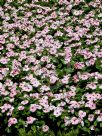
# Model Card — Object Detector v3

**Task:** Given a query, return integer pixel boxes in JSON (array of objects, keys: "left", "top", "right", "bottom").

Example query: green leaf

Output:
[
  {"left": 18, "top": 128, "right": 26, "bottom": 136},
  {"left": 0, "top": 0, "right": 5, "bottom": 6},
  {"left": 57, "top": 130, "right": 62, "bottom": 136},
  {"left": 100, "top": 123, "right": 102, "bottom": 127},
  {"left": 31, "top": 125, "right": 36, "bottom": 134},
  {"left": 57, "top": 121, "right": 61, "bottom": 127}
]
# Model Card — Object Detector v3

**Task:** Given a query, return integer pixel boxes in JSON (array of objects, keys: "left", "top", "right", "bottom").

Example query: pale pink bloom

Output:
[
  {"left": 43, "top": 107, "right": 50, "bottom": 113},
  {"left": 64, "top": 116, "right": 71, "bottom": 126},
  {"left": 74, "top": 62, "right": 85, "bottom": 69},
  {"left": 58, "top": 102, "right": 66, "bottom": 107},
  {"left": 54, "top": 94, "right": 63, "bottom": 100},
  {"left": 80, "top": 73, "right": 89, "bottom": 80},
  {"left": 65, "top": 120, "right": 71, "bottom": 126},
  {"left": 95, "top": 93, "right": 101, "bottom": 99},
  {"left": 0, "top": 82, "right": 3, "bottom": 89},
  {"left": 71, "top": 117, "right": 80, "bottom": 125},
  {"left": 30, "top": 78, "right": 40, "bottom": 87},
  {"left": 75, "top": 0, "right": 82, "bottom": 4},
  {"left": 99, "top": 84, "right": 102, "bottom": 89},
  {"left": 78, "top": 110, "right": 86, "bottom": 118},
  {"left": 86, "top": 83, "right": 97, "bottom": 90},
  {"left": 61, "top": 76, "right": 69, "bottom": 84},
  {"left": 40, "top": 85, "right": 50, "bottom": 92},
  {"left": 85, "top": 101, "right": 96, "bottom": 110},
  {"left": 68, "top": 90, "right": 76, "bottom": 97},
  {"left": 0, "top": 45, "right": 3, "bottom": 50},
  {"left": 39, "top": 99, "right": 48, "bottom": 107},
  {"left": 73, "top": 74, "right": 79, "bottom": 83},
  {"left": 9, "top": 98, "right": 14, "bottom": 103},
  {"left": 30, "top": 104, "right": 38, "bottom": 112},
  {"left": 70, "top": 86, "right": 76, "bottom": 91},
  {"left": 18, "top": 106, "right": 24, "bottom": 111},
  {"left": 8, "top": 118, "right": 17, "bottom": 127},
  {"left": 88, "top": 114, "right": 94, "bottom": 122},
  {"left": 49, "top": 48, "right": 57, "bottom": 55},
  {"left": 69, "top": 101, "right": 80, "bottom": 108},
  {"left": 0, "top": 74, "right": 3, "bottom": 80},
  {"left": 26, "top": 116, "right": 36, "bottom": 124},
  {"left": 95, "top": 110, "right": 100, "bottom": 115},
  {"left": 70, "top": 109, "right": 75, "bottom": 114},
  {"left": 51, "top": 11, "right": 57, "bottom": 18},
  {"left": 21, "top": 82, "right": 33, "bottom": 92},
  {"left": 97, "top": 115, "right": 102, "bottom": 122},
  {"left": 46, "top": 92, "right": 54, "bottom": 97},
  {"left": 90, "top": 125, "right": 95, "bottom": 130},
  {"left": 42, "top": 125, "right": 49, "bottom": 132},
  {"left": 21, "top": 100, "right": 29, "bottom": 105},
  {"left": 25, "top": 12, "right": 32, "bottom": 17},
  {"left": 73, "top": 10, "right": 83, "bottom": 16},
  {"left": 81, "top": 121, "right": 84, "bottom": 126},
  {"left": 0, "top": 38, "right": 5, "bottom": 44},
  {"left": 4, "top": 79, "right": 13, "bottom": 87},
  {"left": 23, "top": 65, "right": 29, "bottom": 71},
  {"left": 10, "top": 69, "right": 20, "bottom": 77},
  {"left": 1, "top": 91, "right": 9, "bottom": 96},
  {"left": 86, "top": 58, "right": 96, "bottom": 66},
  {"left": 65, "top": 47, "right": 72, "bottom": 63},
  {"left": 53, "top": 107, "right": 63, "bottom": 117},
  {"left": 50, "top": 76, "right": 58, "bottom": 84},
  {"left": 0, "top": 57, "right": 9, "bottom": 64},
  {"left": 0, "top": 104, "right": 12, "bottom": 112},
  {"left": 7, "top": 110, "right": 13, "bottom": 116},
  {"left": 49, "top": 105, "right": 55, "bottom": 111},
  {"left": 41, "top": 56, "right": 50, "bottom": 62}
]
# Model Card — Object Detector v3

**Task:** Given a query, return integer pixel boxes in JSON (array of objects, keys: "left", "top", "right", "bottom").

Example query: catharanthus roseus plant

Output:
[{"left": 0, "top": 0, "right": 102, "bottom": 135}]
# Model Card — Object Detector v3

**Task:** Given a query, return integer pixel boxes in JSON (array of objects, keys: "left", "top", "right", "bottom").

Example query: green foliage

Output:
[
  {"left": 18, "top": 128, "right": 26, "bottom": 136},
  {"left": 0, "top": 0, "right": 5, "bottom": 6},
  {"left": 18, "top": 128, "right": 80, "bottom": 136}
]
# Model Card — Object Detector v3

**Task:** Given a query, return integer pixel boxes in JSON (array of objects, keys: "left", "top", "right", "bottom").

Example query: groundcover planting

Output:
[{"left": 0, "top": 0, "right": 102, "bottom": 135}]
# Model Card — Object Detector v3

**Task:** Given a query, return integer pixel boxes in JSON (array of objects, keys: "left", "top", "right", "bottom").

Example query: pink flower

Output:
[
  {"left": 95, "top": 110, "right": 100, "bottom": 115},
  {"left": 68, "top": 90, "right": 76, "bottom": 97},
  {"left": 71, "top": 117, "right": 80, "bottom": 125},
  {"left": 75, "top": 0, "right": 82, "bottom": 4},
  {"left": 73, "top": 74, "right": 79, "bottom": 83},
  {"left": 90, "top": 125, "right": 95, "bottom": 130},
  {"left": 0, "top": 38, "right": 5, "bottom": 44},
  {"left": 85, "top": 101, "right": 96, "bottom": 110},
  {"left": 42, "top": 125, "right": 49, "bottom": 132},
  {"left": 51, "top": 11, "right": 57, "bottom": 18},
  {"left": 79, "top": 73, "right": 89, "bottom": 80},
  {"left": 18, "top": 106, "right": 24, "bottom": 111},
  {"left": 78, "top": 110, "right": 86, "bottom": 118},
  {"left": 86, "top": 83, "right": 97, "bottom": 90},
  {"left": 88, "top": 114, "right": 94, "bottom": 122},
  {"left": 74, "top": 62, "right": 85, "bottom": 69},
  {"left": 8, "top": 118, "right": 17, "bottom": 127},
  {"left": 21, "top": 100, "right": 29, "bottom": 105},
  {"left": 61, "top": 76, "right": 69, "bottom": 84},
  {"left": 30, "top": 104, "right": 38, "bottom": 112},
  {"left": 30, "top": 78, "right": 40, "bottom": 87},
  {"left": 97, "top": 115, "right": 102, "bottom": 122},
  {"left": 65, "top": 47, "right": 72, "bottom": 63},
  {"left": 69, "top": 101, "right": 80, "bottom": 108},
  {"left": 25, "top": 12, "right": 32, "bottom": 17},
  {"left": 40, "top": 85, "right": 50, "bottom": 92},
  {"left": 53, "top": 107, "right": 63, "bottom": 117},
  {"left": 26, "top": 116, "right": 36, "bottom": 124},
  {"left": 49, "top": 48, "right": 57, "bottom": 55},
  {"left": 50, "top": 76, "right": 58, "bottom": 84}
]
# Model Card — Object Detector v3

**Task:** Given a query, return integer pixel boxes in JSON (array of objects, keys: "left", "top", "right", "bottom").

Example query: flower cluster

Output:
[{"left": 0, "top": 0, "right": 101, "bottom": 135}]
